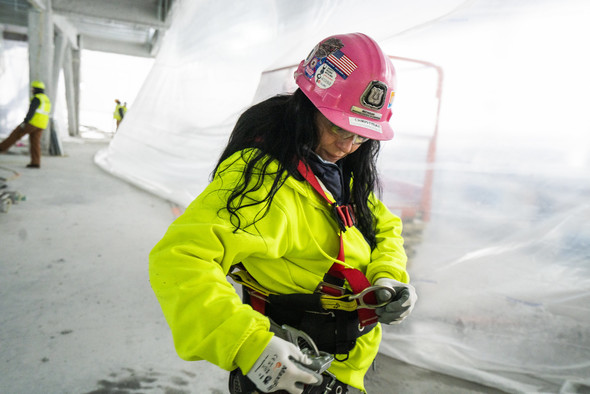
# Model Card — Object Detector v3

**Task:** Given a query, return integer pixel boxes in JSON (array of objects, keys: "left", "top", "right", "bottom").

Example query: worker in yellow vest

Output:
[
  {"left": 113, "top": 99, "right": 127, "bottom": 130},
  {"left": 0, "top": 80, "right": 51, "bottom": 168}
]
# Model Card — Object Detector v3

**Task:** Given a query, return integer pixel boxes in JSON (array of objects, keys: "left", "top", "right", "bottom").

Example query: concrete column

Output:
[
  {"left": 51, "top": 13, "right": 81, "bottom": 139},
  {"left": 72, "top": 45, "right": 80, "bottom": 135},
  {"left": 27, "top": 0, "right": 54, "bottom": 155},
  {"left": 49, "top": 28, "right": 66, "bottom": 153},
  {"left": 63, "top": 44, "right": 79, "bottom": 136},
  {"left": 52, "top": 29, "right": 67, "bottom": 92}
]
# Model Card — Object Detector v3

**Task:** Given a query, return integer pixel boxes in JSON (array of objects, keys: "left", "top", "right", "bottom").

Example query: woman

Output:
[{"left": 150, "top": 33, "right": 417, "bottom": 394}]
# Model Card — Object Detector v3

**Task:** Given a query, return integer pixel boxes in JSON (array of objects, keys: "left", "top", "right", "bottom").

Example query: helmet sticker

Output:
[
  {"left": 303, "top": 38, "right": 345, "bottom": 80},
  {"left": 351, "top": 105, "right": 382, "bottom": 120},
  {"left": 302, "top": 44, "right": 319, "bottom": 67},
  {"left": 387, "top": 91, "right": 395, "bottom": 109},
  {"left": 361, "top": 81, "right": 388, "bottom": 110},
  {"left": 315, "top": 63, "right": 337, "bottom": 89},
  {"left": 316, "top": 38, "right": 344, "bottom": 57},
  {"left": 304, "top": 58, "right": 319, "bottom": 79},
  {"left": 325, "top": 49, "right": 357, "bottom": 80},
  {"left": 349, "top": 117, "right": 383, "bottom": 133}
]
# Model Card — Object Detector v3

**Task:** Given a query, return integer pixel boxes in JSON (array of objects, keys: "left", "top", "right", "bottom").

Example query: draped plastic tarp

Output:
[
  {"left": 95, "top": 0, "right": 590, "bottom": 392},
  {"left": 0, "top": 40, "right": 29, "bottom": 138}
]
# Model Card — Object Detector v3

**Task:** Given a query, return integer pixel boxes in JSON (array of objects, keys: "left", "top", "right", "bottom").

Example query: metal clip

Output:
[
  {"left": 270, "top": 322, "right": 334, "bottom": 375},
  {"left": 315, "top": 281, "right": 347, "bottom": 297},
  {"left": 348, "top": 285, "right": 397, "bottom": 309}
]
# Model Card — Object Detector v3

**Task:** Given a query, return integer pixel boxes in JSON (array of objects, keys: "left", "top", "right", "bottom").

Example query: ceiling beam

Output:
[
  {"left": 54, "top": 10, "right": 167, "bottom": 30},
  {"left": 53, "top": 14, "right": 79, "bottom": 49},
  {"left": 27, "top": 0, "right": 47, "bottom": 12}
]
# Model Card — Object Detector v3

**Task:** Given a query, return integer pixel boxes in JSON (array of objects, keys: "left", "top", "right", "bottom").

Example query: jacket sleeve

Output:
[
  {"left": 24, "top": 97, "right": 40, "bottom": 123},
  {"left": 365, "top": 195, "right": 410, "bottom": 284},
  {"left": 149, "top": 163, "right": 288, "bottom": 374}
]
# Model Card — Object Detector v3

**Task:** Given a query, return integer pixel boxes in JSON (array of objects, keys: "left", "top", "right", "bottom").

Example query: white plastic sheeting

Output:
[
  {"left": 95, "top": 0, "right": 590, "bottom": 392},
  {"left": 79, "top": 50, "right": 153, "bottom": 133},
  {"left": 0, "top": 40, "right": 29, "bottom": 137},
  {"left": 94, "top": 0, "right": 469, "bottom": 206},
  {"left": 0, "top": 39, "right": 69, "bottom": 144}
]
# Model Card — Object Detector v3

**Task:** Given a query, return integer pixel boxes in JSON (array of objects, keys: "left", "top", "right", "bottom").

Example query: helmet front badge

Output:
[{"left": 361, "top": 81, "right": 388, "bottom": 110}]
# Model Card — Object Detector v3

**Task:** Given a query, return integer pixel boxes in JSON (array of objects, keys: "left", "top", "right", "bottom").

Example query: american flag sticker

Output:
[{"left": 326, "top": 50, "right": 357, "bottom": 79}]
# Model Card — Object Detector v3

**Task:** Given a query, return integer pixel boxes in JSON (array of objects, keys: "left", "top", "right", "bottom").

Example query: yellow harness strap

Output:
[
  {"left": 229, "top": 270, "right": 272, "bottom": 297},
  {"left": 229, "top": 269, "right": 358, "bottom": 312}
]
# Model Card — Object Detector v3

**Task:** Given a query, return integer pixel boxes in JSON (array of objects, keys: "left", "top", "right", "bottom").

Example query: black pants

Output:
[{"left": 228, "top": 368, "right": 360, "bottom": 394}]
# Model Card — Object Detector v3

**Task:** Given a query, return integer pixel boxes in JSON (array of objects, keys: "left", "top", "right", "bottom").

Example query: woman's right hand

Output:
[
  {"left": 374, "top": 277, "right": 417, "bottom": 324},
  {"left": 246, "top": 336, "right": 322, "bottom": 393}
]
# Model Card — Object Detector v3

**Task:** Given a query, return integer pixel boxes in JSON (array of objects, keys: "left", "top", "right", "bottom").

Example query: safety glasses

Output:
[{"left": 329, "top": 124, "right": 369, "bottom": 145}]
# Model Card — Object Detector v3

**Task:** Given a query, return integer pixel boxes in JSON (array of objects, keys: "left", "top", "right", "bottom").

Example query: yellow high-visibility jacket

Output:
[
  {"left": 28, "top": 93, "right": 51, "bottom": 129},
  {"left": 149, "top": 149, "right": 408, "bottom": 391}
]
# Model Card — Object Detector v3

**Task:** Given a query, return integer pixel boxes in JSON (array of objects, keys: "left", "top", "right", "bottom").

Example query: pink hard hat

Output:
[{"left": 294, "top": 33, "right": 396, "bottom": 141}]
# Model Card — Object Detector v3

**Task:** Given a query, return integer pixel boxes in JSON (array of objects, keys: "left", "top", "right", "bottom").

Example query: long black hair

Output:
[{"left": 213, "top": 88, "right": 382, "bottom": 248}]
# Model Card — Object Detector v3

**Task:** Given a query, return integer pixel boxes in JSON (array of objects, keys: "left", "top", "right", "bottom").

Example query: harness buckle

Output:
[
  {"left": 332, "top": 204, "right": 355, "bottom": 231},
  {"left": 315, "top": 281, "right": 347, "bottom": 297},
  {"left": 320, "top": 371, "right": 338, "bottom": 394}
]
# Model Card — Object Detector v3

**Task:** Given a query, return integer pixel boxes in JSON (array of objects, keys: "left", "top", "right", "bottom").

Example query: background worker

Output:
[
  {"left": 0, "top": 80, "right": 51, "bottom": 169},
  {"left": 150, "top": 33, "right": 417, "bottom": 394},
  {"left": 113, "top": 99, "right": 126, "bottom": 130}
]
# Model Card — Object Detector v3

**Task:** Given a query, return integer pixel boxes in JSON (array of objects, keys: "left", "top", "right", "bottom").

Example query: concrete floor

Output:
[{"left": 0, "top": 137, "right": 506, "bottom": 393}]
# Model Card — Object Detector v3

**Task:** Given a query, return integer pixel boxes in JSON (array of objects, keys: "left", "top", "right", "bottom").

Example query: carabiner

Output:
[{"left": 348, "top": 285, "right": 397, "bottom": 309}]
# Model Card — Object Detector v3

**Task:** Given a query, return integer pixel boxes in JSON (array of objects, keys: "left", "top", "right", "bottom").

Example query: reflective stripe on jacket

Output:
[
  {"left": 149, "top": 148, "right": 408, "bottom": 391},
  {"left": 28, "top": 93, "right": 51, "bottom": 129}
]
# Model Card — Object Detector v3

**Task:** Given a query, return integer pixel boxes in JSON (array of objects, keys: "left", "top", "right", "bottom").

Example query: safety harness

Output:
[
  {"left": 229, "top": 160, "right": 380, "bottom": 358},
  {"left": 296, "top": 160, "right": 379, "bottom": 328}
]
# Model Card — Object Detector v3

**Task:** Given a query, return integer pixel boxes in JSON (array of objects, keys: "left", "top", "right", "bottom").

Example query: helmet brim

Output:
[{"left": 316, "top": 106, "right": 394, "bottom": 141}]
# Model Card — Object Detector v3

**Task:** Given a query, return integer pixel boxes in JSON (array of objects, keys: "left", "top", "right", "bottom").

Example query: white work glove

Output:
[
  {"left": 374, "top": 277, "right": 417, "bottom": 324},
  {"left": 246, "top": 335, "right": 322, "bottom": 394}
]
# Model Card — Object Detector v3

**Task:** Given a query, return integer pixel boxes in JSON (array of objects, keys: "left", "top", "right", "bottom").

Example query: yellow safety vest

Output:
[
  {"left": 29, "top": 93, "right": 51, "bottom": 129},
  {"left": 113, "top": 104, "right": 122, "bottom": 120}
]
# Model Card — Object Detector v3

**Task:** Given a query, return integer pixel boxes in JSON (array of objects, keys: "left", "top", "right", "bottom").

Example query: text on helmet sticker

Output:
[
  {"left": 351, "top": 105, "right": 382, "bottom": 120},
  {"left": 315, "top": 63, "right": 337, "bottom": 89},
  {"left": 349, "top": 117, "right": 383, "bottom": 133},
  {"left": 361, "top": 81, "right": 389, "bottom": 110}
]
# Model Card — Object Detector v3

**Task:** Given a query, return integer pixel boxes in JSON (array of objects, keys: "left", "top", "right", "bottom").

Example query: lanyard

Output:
[{"left": 297, "top": 160, "right": 379, "bottom": 327}]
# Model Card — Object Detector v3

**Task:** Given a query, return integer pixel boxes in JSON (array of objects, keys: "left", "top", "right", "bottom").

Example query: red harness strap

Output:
[
  {"left": 297, "top": 160, "right": 378, "bottom": 327},
  {"left": 248, "top": 290, "right": 267, "bottom": 315}
]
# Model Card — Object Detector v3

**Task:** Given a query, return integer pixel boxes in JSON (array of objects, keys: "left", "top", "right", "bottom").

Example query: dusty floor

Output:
[{"left": 0, "top": 137, "right": 506, "bottom": 393}]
